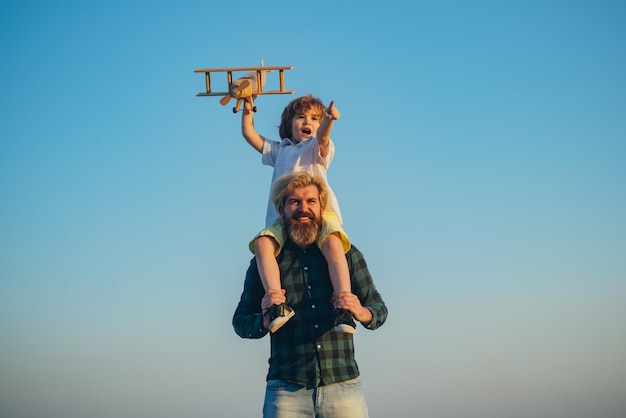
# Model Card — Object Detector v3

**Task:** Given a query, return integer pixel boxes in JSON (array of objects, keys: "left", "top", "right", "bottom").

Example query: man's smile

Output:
[{"left": 292, "top": 211, "right": 315, "bottom": 223}]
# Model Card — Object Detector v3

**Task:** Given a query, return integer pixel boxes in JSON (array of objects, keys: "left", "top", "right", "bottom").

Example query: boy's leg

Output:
[
  {"left": 321, "top": 233, "right": 357, "bottom": 334},
  {"left": 255, "top": 235, "right": 294, "bottom": 333},
  {"left": 255, "top": 235, "right": 281, "bottom": 294}
]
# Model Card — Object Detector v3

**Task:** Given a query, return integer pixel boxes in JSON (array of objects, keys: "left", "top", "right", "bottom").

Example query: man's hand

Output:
[
  {"left": 333, "top": 292, "right": 372, "bottom": 324},
  {"left": 261, "top": 289, "right": 287, "bottom": 329}
]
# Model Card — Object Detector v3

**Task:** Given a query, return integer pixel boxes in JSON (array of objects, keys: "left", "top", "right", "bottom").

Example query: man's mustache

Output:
[{"left": 290, "top": 210, "right": 315, "bottom": 221}]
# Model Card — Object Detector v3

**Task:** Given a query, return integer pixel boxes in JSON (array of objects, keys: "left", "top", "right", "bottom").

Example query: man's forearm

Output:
[{"left": 233, "top": 311, "right": 268, "bottom": 339}]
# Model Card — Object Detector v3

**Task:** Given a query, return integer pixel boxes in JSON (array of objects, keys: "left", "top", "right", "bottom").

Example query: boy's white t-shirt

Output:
[{"left": 261, "top": 136, "right": 342, "bottom": 226}]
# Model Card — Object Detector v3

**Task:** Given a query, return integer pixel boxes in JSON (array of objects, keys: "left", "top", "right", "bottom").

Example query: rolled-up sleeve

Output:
[{"left": 347, "top": 246, "right": 388, "bottom": 330}]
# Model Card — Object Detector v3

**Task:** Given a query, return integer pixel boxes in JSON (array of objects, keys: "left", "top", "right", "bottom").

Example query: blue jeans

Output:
[{"left": 263, "top": 378, "right": 369, "bottom": 418}]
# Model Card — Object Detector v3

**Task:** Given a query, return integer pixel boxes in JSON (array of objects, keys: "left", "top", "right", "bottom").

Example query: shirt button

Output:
[
  {"left": 312, "top": 304, "right": 316, "bottom": 309},
  {"left": 303, "top": 266, "right": 308, "bottom": 271},
  {"left": 317, "top": 344, "right": 322, "bottom": 350},
  {"left": 315, "top": 324, "right": 319, "bottom": 329},
  {"left": 308, "top": 285, "right": 312, "bottom": 290}
]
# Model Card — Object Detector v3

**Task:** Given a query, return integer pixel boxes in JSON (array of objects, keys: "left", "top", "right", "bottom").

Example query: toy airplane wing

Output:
[{"left": 194, "top": 64, "right": 294, "bottom": 113}]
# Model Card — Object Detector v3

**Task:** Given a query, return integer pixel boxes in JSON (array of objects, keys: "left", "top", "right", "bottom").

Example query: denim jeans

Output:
[{"left": 263, "top": 378, "right": 369, "bottom": 418}]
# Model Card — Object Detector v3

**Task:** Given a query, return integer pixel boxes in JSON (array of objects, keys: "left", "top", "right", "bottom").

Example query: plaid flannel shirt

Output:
[{"left": 233, "top": 241, "right": 387, "bottom": 389}]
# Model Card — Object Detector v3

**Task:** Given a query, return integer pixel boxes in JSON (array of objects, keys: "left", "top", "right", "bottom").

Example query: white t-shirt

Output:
[{"left": 261, "top": 136, "right": 342, "bottom": 226}]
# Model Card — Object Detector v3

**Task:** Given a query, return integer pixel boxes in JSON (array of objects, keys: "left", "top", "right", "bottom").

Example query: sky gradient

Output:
[{"left": 1, "top": 1, "right": 625, "bottom": 417}]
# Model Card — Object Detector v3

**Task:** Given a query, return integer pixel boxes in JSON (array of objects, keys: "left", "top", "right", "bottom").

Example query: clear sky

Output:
[{"left": 1, "top": 1, "right": 625, "bottom": 417}]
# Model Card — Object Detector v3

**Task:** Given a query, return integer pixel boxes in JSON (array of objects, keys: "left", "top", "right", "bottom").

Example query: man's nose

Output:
[{"left": 301, "top": 202, "right": 312, "bottom": 212}]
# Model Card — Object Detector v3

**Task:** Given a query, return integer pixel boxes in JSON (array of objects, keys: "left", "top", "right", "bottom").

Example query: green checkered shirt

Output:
[{"left": 233, "top": 241, "right": 388, "bottom": 389}]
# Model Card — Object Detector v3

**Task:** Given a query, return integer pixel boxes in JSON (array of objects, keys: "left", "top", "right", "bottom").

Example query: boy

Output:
[{"left": 241, "top": 94, "right": 355, "bottom": 334}]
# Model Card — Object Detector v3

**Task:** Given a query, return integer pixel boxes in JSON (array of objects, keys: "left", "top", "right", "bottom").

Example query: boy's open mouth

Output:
[{"left": 301, "top": 128, "right": 311, "bottom": 135}]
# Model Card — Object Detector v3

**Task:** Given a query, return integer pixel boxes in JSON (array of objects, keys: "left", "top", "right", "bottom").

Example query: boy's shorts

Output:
[{"left": 249, "top": 211, "right": 351, "bottom": 256}]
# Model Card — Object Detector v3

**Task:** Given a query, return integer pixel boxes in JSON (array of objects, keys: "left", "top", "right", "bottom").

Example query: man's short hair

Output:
[{"left": 271, "top": 172, "right": 329, "bottom": 215}]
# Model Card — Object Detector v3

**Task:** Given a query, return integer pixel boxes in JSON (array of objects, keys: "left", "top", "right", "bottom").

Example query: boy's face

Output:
[{"left": 290, "top": 108, "right": 322, "bottom": 143}]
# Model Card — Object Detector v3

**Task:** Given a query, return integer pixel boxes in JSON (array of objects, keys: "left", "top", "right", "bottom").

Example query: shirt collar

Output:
[{"left": 280, "top": 137, "right": 313, "bottom": 146}]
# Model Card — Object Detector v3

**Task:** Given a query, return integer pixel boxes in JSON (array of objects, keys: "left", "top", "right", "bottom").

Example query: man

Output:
[{"left": 233, "top": 172, "right": 388, "bottom": 417}]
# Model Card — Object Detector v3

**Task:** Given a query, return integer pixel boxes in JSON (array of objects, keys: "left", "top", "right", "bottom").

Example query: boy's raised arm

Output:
[
  {"left": 317, "top": 100, "right": 340, "bottom": 158},
  {"left": 241, "top": 98, "right": 265, "bottom": 153}
]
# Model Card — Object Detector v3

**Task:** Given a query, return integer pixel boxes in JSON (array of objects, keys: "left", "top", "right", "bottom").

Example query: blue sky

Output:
[{"left": 1, "top": 1, "right": 625, "bottom": 417}]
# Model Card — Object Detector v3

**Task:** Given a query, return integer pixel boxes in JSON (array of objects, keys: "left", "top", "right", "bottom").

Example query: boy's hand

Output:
[
  {"left": 325, "top": 100, "right": 340, "bottom": 121},
  {"left": 243, "top": 95, "right": 258, "bottom": 111}
]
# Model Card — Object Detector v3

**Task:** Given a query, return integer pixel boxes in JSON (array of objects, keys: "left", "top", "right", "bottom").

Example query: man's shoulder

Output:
[
  {"left": 346, "top": 244, "right": 367, "bottom": 264},
  {"left": 347, "top": 244, "right": 363, "bottom": 255}
]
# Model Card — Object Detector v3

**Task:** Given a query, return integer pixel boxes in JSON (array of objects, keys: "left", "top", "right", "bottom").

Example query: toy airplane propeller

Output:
[{"left": 194, "top": 61, "right": 294, "bottom": 113}]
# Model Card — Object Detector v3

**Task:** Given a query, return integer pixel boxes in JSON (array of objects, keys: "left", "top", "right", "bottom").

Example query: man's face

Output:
[{"left": 281, "top": 185, "right": 323, "bottom": 247}]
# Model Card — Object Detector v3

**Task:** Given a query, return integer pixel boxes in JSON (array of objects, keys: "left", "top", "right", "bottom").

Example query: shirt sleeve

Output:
[
  {"left": 232, "top": 258, "right": 270, "bottom": 339},
  {"left": 313, "top": 137, "right": 334, "bottom": 169},
  {"left": 261, "top": 139, "right": 278, "bottom": 167},
  {"left": 347, "top": 246, "right": 388, "bottom": 330}
]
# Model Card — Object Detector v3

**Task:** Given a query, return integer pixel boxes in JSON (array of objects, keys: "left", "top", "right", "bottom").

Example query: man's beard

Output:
[{"left": 286, "top": 212, "right": 321, "bottom": 247}]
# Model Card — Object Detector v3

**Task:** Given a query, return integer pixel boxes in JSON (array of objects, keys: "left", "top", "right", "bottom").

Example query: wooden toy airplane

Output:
[{"left": 194, "top": 62, "right": 294, "bottom": 113}]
